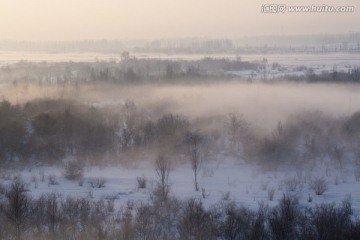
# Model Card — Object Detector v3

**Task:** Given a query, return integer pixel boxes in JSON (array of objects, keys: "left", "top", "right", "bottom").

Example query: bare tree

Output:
[
  {"left": 118, "top": 127, "right": 135, "bottom": 151},
  {"left": 185, "top": 131, "right": 204, "bottom": 191},
  {"left": 228, "top": 113, "right": 249, "bottom": 152},
  {"left": 154, "top": 154, "right": 171, "bottom": 201},
  {"left": 330, "top": 145, "right": 345, "bottom": 168}
]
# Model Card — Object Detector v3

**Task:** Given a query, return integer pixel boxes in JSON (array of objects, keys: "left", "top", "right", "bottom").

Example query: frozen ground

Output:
[{"left": 1, "top": 156, "right": 359, "bottom": 214}]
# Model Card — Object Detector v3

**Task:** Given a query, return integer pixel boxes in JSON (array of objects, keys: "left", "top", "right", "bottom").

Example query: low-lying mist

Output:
[{"left": 2, "top": 81, "right": 360, "bottom": 132}]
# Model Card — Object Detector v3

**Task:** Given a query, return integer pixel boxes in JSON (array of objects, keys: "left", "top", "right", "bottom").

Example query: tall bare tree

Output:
[
  {"left": 155, "top": 154, "right": 171, "bottom": 201},
  {"left": 185, "top": 131, "right": 204, "bottom": 191}
]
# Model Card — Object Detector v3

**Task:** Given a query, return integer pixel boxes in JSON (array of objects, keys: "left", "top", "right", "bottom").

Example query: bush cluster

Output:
[{"left": 0, "top": 180, "right": 359, "bottom": 240}]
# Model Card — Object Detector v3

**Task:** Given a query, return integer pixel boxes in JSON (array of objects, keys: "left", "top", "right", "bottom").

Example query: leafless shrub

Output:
[
  {"left": 39, "top": 170, "right": 45, "bottom": 182},
  {"left": 310, "top": 177, "right": 328, "bottom": 195},
  {"left": 134, "top": 204, "right": 158, "bottom": 240},
  {"left": 222, "top": 203, "right": 264, "bottom": 240},
  {"left": 308, "top": 194, "right": 313, "bottom": 203},
  {"left": 310, "top": 198, "right": 353, "bottom": 239},
  {"left": 269, "top": 195, "right": 299, "bottom": 240},
  {"left": 30, "top": 175, "right": 38, "bottom": 188},
  {"left": 62, "top": 160, "right": 83, "bottom": 180},
  {"left": 35, "top": 192, "right": 61, "bottom": 237},
  {"left": 268, "top": 188, "right": 276, "bottom": 201},
  {"left": 151, "top": 185, "right": 167, "bottom": 203},
  {"left": 136, "top": 176, "right": 147, "bottom": 189},
  {"left": 329, "top": 145, "right": 345, "bottom": 168},
  {"left": 88, "top": 177, "right": 106, "bottom": 188},
  {"left": 256, "top": 121, "right": 298, "bottom": 168},
  {"left": 283, "top": 176, "right": 302, "bottom": 192},
  {"left": 178, "top": 198, "right": 218, "bottom": 240},
  {"left": 201, "top": 187, "right": 209, "bottom": 199},
  {"left": 30, "top": 175, "right": 37, "bottom": 183},
  {"left": 0, "top": 179, "right": 358, "bottom": 240},
  {"left": 47, "top": 174, "right": 59, "bottom": 186},
  {"left": 78, "top": 178, "right": 84, "bottom": 187},
  {"left": 221, "top": 191, "right": 231, "bottom": 201},
  {"left": 119, "top": 208, "right": 135, "bottom": 240},
  {"left": 106, "top": 199, "right": 115, "bottom": 213},
  {"left": 103, "top": 193, "right": 119, "bottom": 201},
  {"left": 126, "top": 200, "right": 135, "bottom": 211}
]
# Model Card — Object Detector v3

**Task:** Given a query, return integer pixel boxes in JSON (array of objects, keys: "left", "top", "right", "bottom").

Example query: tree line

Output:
[{"left": 2, "top": 99, "right": 360, "bottom": 173}]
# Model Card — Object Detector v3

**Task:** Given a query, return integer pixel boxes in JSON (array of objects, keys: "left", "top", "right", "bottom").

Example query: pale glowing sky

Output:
[{"left": 0, "top": 0, "right": 359, "bottom": 41}]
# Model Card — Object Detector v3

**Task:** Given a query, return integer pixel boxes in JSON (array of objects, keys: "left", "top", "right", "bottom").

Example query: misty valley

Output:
[
  {"left": 1, "top": 55, "right": 360, "bottom": 239},
  {"left": 1, "top": 0, "right": 360, "bottom": 238}
]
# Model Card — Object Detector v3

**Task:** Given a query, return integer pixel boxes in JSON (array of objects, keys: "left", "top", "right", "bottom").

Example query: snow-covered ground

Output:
[
  {"left": 1, "top": 51, "right": 359, "bottom": 81},
  {"left": 1, "top": 156, "right": 359, "bottom": 214},
  {"left": 227, "top": 53, "right": 360, "bottom": 80}
]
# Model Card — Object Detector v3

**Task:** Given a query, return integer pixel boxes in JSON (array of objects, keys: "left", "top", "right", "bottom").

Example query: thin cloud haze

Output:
[{"left": 0, "top": 0, "right": 359, "bottom": 41}]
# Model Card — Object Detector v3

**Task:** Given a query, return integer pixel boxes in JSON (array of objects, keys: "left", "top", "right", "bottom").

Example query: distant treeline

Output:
[
  {"left": 0, "top": 58, "right": 260, "bottom": 84},
  {"left": 1, "top": 33, "right": 360, "bottom": 54},
  {"left": 1, "top": 58, "right": 360, "bottom": 84},
  {"left": 287, "top": 68, "right": 360, "bottom": 83}
]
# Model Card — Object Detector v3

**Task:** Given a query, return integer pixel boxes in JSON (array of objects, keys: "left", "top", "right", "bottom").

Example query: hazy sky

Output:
[{"left": 0, "top": 0, "right": 359, "bottom": 41}]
